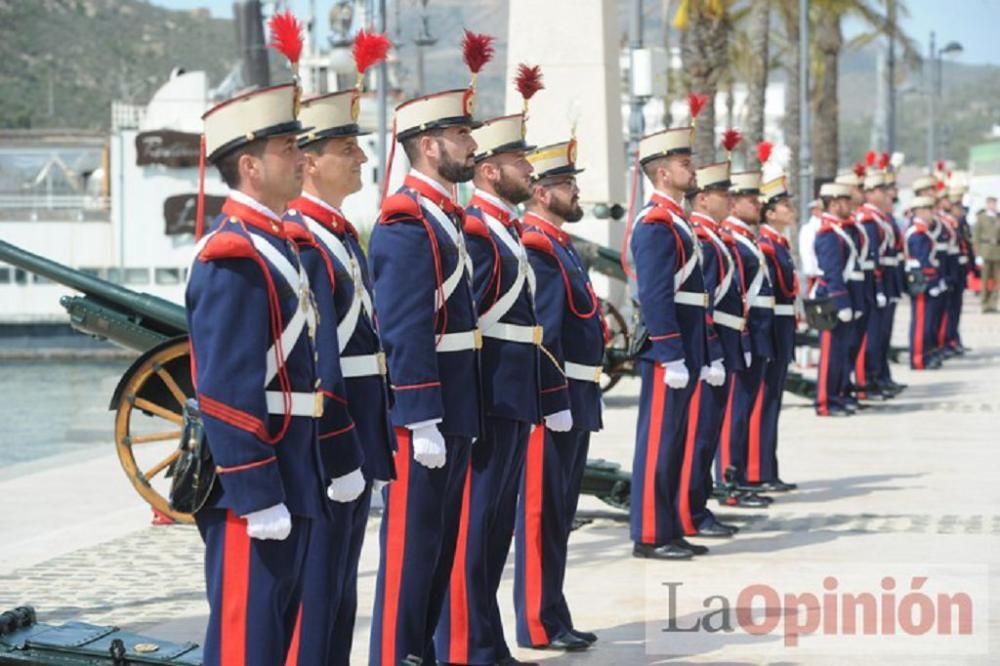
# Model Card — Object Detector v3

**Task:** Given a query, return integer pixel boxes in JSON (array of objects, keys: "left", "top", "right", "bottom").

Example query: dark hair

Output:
[
  {"left": 401, "top": 127, "right": 445, "bottom": 165},
  {"left": 214, "top": 139, "right": 267, "bottom": 189},
  {"left": 641, "top": 156, "right": 665, "bottom": 182}
]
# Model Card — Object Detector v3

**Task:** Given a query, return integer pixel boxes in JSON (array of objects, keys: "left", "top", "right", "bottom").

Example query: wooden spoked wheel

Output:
[
  {"left": 113, "top": 337, "right": 194, "bottom": 524},
  {"left": 600, "top": 299, "right": 631, "bottom": 393}
]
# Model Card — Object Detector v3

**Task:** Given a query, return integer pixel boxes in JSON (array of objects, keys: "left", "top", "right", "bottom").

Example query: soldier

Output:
[
  {"left": 835, "top": 168, "right": 872, "bottom": 407},
  {"left": 855, "top": 166, "right": 892, "bottom": 400},
  {"left": 812, "top": 182, "right": 858, "bottom": 416},
  {"left": 434, "top": 69, "right": 544, "bottom": 666},
  {"left": 874, "top": 164, "right": 907, "bottom": 396},
  {"left": 753, "top": 173, "right": 798, "bottom": 491},
  {"left": 937, "top": 186, "right": 968, "bottom": 354},
  {"left": 186, "top": 18, "right": 365, "bottom": 662},
  {"left": 975, "top": 196, "right": 1000, "bottom": 313},
  {"left": 514, "top": 139, "right": 604, "bottom": 651},
  {"left": 679, "top": 160, "right": 746, "bottom": 536},
  {"left": 905, "top": 196, "right": 945, "bottom": 370},
  {"left": 719, "top": 171, "right": 775, "bottom": 501},
  {"left": 282, "top": 33, "right": 396, "bottom": 665},
  {"left": 947, "top": 182, "right": 975, "bottom": 346},
  {"left": 911, "top": 174, "right": 948, "bottom": 366},
  {"left": 367, "top": 33, "right": 489, "bottom": 665},
  {"left": 798, "top": 197, "right": 823, "bottom": 292}
]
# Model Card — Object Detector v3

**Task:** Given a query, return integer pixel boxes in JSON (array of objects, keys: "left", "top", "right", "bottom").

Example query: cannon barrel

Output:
[{"left": 0, "top": 239, "right": 188, "bottom": 351}]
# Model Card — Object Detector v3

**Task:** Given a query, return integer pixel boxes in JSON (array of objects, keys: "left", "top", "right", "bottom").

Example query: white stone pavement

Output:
[{"left": 1, "top": 295, "right": 999, "bottom": 664}]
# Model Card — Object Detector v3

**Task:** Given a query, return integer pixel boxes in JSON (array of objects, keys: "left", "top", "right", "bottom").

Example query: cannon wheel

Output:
[
  {"left": 600, "top": 299, "right": 630, "bottom": 393},
  {"left": 113, "top": 337, "right": 194, "bottom": 524}
]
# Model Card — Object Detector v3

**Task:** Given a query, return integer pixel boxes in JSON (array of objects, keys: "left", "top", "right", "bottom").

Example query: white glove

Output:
[
  {"left": 544, "top": 409, "right": 573, "bottom": 432},
  {"left": 744, "top": 351, "right": 752, "bottom": 368},
  {"left": 327, "top": 468, "right": 366, "bottom": 503},
  {"left": 938, "top": 279, "right": 948, "bottom": 292},
  {"left": 663, "top": 359, "right": 690, "bottom": 389},
  {"left": 705, "top": 359, "right": 726, "bottom": 386},
  {"left": 876, "top": 292, "right": 887, "bottom": 308},
  {"left": 372, "top": 479, "right": 389, "bottom": 493},
  {"left": 411, "top": 424, "right": 446, "bottom": 469},
  {"left": 837, "top": 308, "right": 853, "bottom": 322},
  {"left": 243, "top": 503, "right": 292, "bottom": 541},
  {"left": 929, "top": 285, "right": 942, "bottom": 297}
]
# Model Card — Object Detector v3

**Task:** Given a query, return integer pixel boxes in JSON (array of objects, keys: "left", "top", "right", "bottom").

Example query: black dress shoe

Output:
[
  {"left": 569, "top": 628, "right": 597, "bottom": 644},
  {"left": 720, "top": 492, "right": 770, "bottom": 508},
  {"left": 633, "top": 542, "right": 694, "bottom": 560},
  {"left": 695, "top": 520, "right": 735, "bottom": 538},
  {"left": 496, "top": 657, "right": 539, "bottom": 665},
  {"left": 671, "top": 537, "right": 709, "bottom": 555},
  {"left": 761, "top": 479, "right": 797, "bottom": 492},
  {"left": 716, "top": 520, "right": 740, "bottom": 533},
  {"left": 534, "top": 630, "right": 590, "bottom": 651}
]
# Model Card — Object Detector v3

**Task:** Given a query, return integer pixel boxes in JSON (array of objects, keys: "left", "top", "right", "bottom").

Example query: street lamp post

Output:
[{"left": 925, "top": 31, "right": 963, "bottom": 168}]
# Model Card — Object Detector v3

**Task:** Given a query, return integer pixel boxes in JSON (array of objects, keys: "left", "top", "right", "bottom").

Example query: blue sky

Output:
[{"left": 152, "top": 0, "right": 1000, "bottom": 66}]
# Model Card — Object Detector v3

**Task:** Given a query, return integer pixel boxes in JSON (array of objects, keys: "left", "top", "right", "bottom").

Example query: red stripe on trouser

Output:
[
  {"left": 938, "top": 311, "right": 949, "bottom": 348},
  {"left": 447, "top": 464, "right": 473, "bottom": 663},
  {"left": 747, "top": 381, "right": 766, "bottom": 482},
  {"left": 641, "top": 365, "right": 668, "bottom": 544},
  {"left": 914, "top": 295, "right": 925, "bottom": 369},
  {"left": 818, "top": 330, "right": 831, "bottom": 414},
  {"left": 221, "top": 510, "right": 251, "bottom": 666},
  {"left": 678, "top": 382, "right": 702, "bottom": 535},
  {"left": 523, "top": 425, "right": 548, "bottom": 646},
  {"left": 283, "top": 604, "right": 303, "bottom": 666},
  {"left": 380, "top": 428, "right": 411, "bottom": 666},
  {"left": 719, "top": 378, "right": 736, "bottom": 469},
  {"left": 855, "top": 333, "right": 868, "bottom": 398}
]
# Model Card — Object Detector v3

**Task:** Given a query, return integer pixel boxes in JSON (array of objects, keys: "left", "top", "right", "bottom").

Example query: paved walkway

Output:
[{"left": 2, "top": 295, "right": 998, "bottom": 663}]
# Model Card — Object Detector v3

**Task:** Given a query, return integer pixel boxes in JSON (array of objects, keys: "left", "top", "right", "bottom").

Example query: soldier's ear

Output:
[
  {"left": 421, "top": 133, "right": 440, "bottom": 163},
  {"left": 238, "top": 152, "right": 259, "bottom": 185}
]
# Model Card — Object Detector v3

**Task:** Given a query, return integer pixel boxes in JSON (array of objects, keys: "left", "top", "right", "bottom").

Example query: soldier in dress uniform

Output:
[
  {"left": 936, "top": 184, "right": 968, "bottom": 354},
  {"left": 281, "top": 33, "right": 396, "bottom": 664},
  {"left": 911, "top": 174, "right": 948, "bottom": 367},
  {"left": 718, "top": 171, "right": 776, "bottom": 502},
  {"left": 678, "top": 160, "right": 747, "bottom": 536},
  {"left": 514, "top": 138, "right": 604, "bottom": 651},
  {"left": 753, "top": 174, "right": 798, "bottom": 491},
  {"left": 854, "top": 167, "right": 893, "bottom": 400},
  {"left": 905, "top": 196, "right": 944, "bottom": 370},
  {"left": 834, "top": 169, "right": 872, "bottom": 407},
  {"left": 812, "top": 182, "right": 859, "bottom": 415},
  {"left": 366, "top": 34, "right": 489, "bottom": 665},
  {"left": 947, "top": 181, "right": 975, "bottom": 345},
  {"left": 873, "top": 163, "right": 907, "bottom": 396},
  {"left": 434, "top": 72, "right": 544, "bottom": 666},
  {"left": 186, "top": 25, "right": 366, "bottom": 662},
  {"left": 975, "top": 197, "right": 1000, "bottom": 313}
]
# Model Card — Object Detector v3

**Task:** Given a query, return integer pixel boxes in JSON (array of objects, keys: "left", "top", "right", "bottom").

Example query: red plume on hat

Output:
[
  {"left": 879, "top": 151, "right": 890, "bottom": 171},
  {"left": 268, "top": 11, "right": 304, "bottom": 73},
  {"left": 936, "top": 159, "right": 946, "bottom": 173},
  {"left": 462, "top": 30, "right": 495, "bottom": 86},
  {"left": 720, "top": 128, "right": 742, "bottom": 163},
  {"left": 515, "top": 64, "right": 544, "bottom": 114},
  {"left": 865, "top": 149, "right": 877, "bottom": 168},
  {"left": 688, "top": 92, "right": 708, "bottom": 125},
  {"left": 352, "top": 30, "right": 392, "bottom": 90},
  {"left": 853, "top": 162, "right": 865, "bottom": 178},
  {"left": 757, "top": 140, "right": 773, "bottom": 165}
]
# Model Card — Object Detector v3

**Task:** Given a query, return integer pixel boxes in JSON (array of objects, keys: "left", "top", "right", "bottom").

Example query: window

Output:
[
  {"left": 155, "top": 268, "right": 182, "bottom": 285},
  {"left": 0, "top": 268, "right": 10, "bottom": 284},
  {"left": 79, "top": 267, "right": 103, "bottom": 278},
  {"left": 32, "top": 274, "right": 53, "bottom": 285},
  {"left": 14, "top": 269, "right": 28, "bottom": 285},
  {"left": 106, "top": 268, "right": 123, "bottom": 283},
  {"left": 124, "top": 268, "right": 150, "bottom": 285}
]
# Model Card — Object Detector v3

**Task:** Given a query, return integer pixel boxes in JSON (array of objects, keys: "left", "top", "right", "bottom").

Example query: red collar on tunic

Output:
[
  {"left": 288, "top": 196, "right": 358, "bottom": 239},
  {"left": 721, "top": 216, "right": 756, "bottom": 240},
  {"left": 689, "top": 211, "right": 719, "bottom": 232},
  {"left": 221, "top": 198, "right": 286, "bottom": 238},
  {"left": 524, "top": 212, "right": 570, "bottom": 246},
  {"left": 759, "top": 224, "right": 789, "bottom": 249},
  {"left": 650, "top": 191, "right": 687, "bottom": 220},
  {"left": 403, "top": 174, "right": 463, "bottom": 218},
  {"left": 468, "top": 194, "right": 520, "bottom": 230}
]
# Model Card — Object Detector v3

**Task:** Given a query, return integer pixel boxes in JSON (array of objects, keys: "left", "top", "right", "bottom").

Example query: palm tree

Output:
[
  {"left": 675, "top": 0, "right": 733, "bottom": 160},
  {"left": 744, "top": 0, "right": 770, "bottom": 167}
]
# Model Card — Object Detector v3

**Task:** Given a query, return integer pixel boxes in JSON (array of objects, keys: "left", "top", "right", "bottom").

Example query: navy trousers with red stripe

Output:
[
  {"left": 909, "top": 293, "right": 937, "bottom": 369},
  {"left": 435, "top": 417, "right": 530, "bottom": 665},
  {"left": 877, "top": 301, "right": 898, "bottom": 385},
  {"left": 815, "top": 323, "right": 850, "bottom": 414},
  {"left": 946, "top": 281, "right": 964, "bottom": 348},
  {"left": 514, "top": 425, "right": 590, "bottom": 648},
  {"left": 676, "top": 379, "right": 728, "bottom": 535},
  {"left": 750, "top": 359, "right": 788, "bottom": 483},
  {"left": 716, "top": 360, "right": 766, "bottom": 482},
  {"left": 289, "top": 484, "right": 372, "bottom": 665},
  {"left": 369, "top": 430, "right": 472, "bottom": 666},
  {"left": 197, "top": 508, "right": 309, "bottom": 666},
  {"left": 630, "top": 360, "right": 696, "bottom": 545},
  {"left": 858, "top": 306, "right": 886, "bottom": 395}
]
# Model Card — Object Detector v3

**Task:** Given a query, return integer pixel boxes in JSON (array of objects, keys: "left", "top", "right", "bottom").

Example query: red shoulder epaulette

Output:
[
  {"left": 462, "top": 213, "right": 490, "bottom": 239},
  {"left": 693, "top": 225, "right": 712, "bottom": 240},
  {"left": 818, "top": 221, "right": 836, "bottom": 234},
  {"left": 198, "top": 231, "right": 257, "bottom": 262},
  {"left": 379, "top": 193, "right": 422, "bottom": 224},
  {"left": 522, "top": 230, "right": 557, "bottom": 256},
  {"left": 642, "top": 206, "right": 674, "bottom": 225},
  {"left": 282, "top": 220, "right": 315, "bottom": 245},
  {"left": 759, "top": 241, "right": 777, "bottom": 256}
]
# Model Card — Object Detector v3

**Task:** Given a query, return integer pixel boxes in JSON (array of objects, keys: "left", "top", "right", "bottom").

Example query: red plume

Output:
[
  {"left": 865, "top": 149, "right": 877, "bottom": 167},
  {"left": 515, "top": 64, "right": 544, "bottom": 101},
  {"left": 462, "top": 30, "right": 495, "bottom": 76},
  {"left": 353, "top": 30, "right": 392, "bottom": 77},
  {"left": 936, "top": 180, "right": 946, "bottom": 191},
  {"left": 688, "top": 92, "right": 708, "bottom": 120},
  {"left": 936, "top": 160, "right": 946, "bottom": 172},
  {"left": 720, "top": 129, "right": 743, "bottom": 153},
  {"left": 757, "top": 140, "right": 773, "bottom": 164},
  {"left": 879, "top": 152, "right": 890, "bottom": 170},
  {"left": 268, "top": 11, "right": 303, "bottom": 66},
  {"left": 853, "top": 162, "right": 865, "bottom": 178}
]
